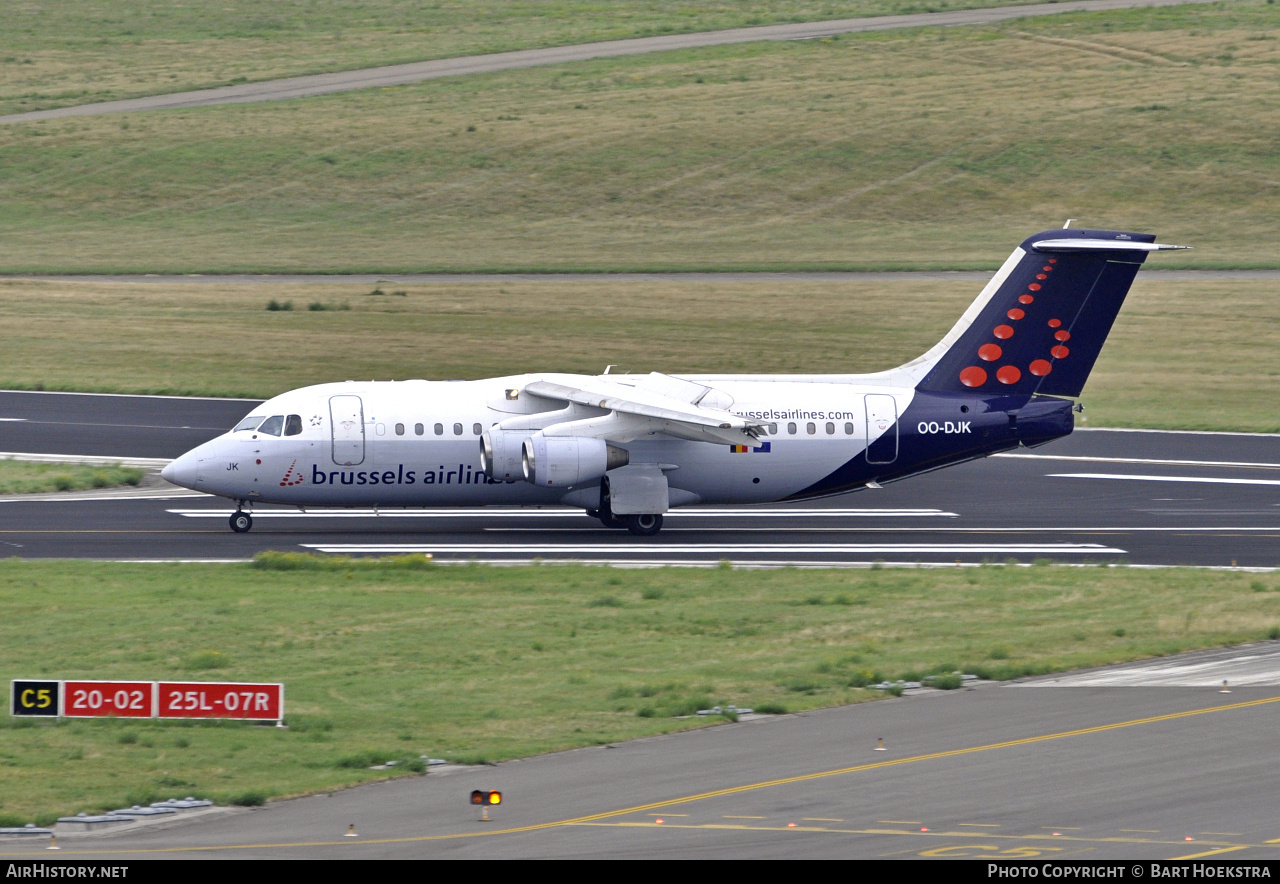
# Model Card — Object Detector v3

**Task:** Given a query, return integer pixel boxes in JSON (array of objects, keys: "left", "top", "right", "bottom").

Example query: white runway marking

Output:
[
  {"left": 1076, "top": 426, "right": 1280, "bottom": 439},
  {"left": 1019, "top": 648, "right": 1280, "bottom": 686},
  {"left": 166, "top": 507, "right": 957, "bottom": 519},
  {"left": 1050, "top": 472, "right": 1280, "bottom": 487},
  {"left": 0, "top": 418, "right": 28, "bottom": 422},
  {"left": 160, "top": 508, "right": 1280, "bottom": 533},
  {"left": 301, "top": 542, "right": 1126, "bottom": 555},
  {"left": 997, "top": 453, "right": 1280, "bottom": 470}
]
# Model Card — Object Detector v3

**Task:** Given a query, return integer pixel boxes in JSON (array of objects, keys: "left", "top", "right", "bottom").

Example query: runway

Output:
[
  {"left": 1, "top": 390, "right": 1278, "bottom": 568},
  {"left": 4, "top": 390, "right": 1280, "bottom": 860}
]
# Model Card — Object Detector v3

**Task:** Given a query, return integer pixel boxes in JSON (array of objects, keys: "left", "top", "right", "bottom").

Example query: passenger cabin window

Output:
[
  {"left": 472, "top": 423, "right": 482, "bottom": 436},
  {"left": 826, "top": 422, "right": 835, "bottom": 435},
  {"left": 284, "top": 415, "right": 303, "bottom": 436},
  {"left": 453, "top": 423, "right": 463, "bottom": 436},
  {"left": 434, "top": 423, "right": 444, "bottom": 435},
  {"left": 769, "top": 423, "right": 778, "bottom": 436},
  {"left": 234, "top": 415, "right": 264, "bottom": 432},
  {"left": 806, "top": 422, "right": 816, "bottom": 435},
  {"left": 787, "top": 422, "right": 797, "bottom": 435},
  {"left": 257, "top": 415, "right": 284, "bottom": 436},
  {"left": 844, "top": 422, "right": 854, "bottom": 435},
  {"left": 415, "top": 423, "right": 424, "bottom": 436},
  {"left": 395, "top": 423, "right": 405, "bottom": 436}
]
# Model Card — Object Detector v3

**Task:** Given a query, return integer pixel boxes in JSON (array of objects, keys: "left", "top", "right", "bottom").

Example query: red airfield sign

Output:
[
  {"left": 158, "top": 682, "right": 283, "bottom": 721},
  {"left": 64, "top": 681, "right": 155, "bottom": 718},
  {"left": 11, "top": 679, "right": 283, "bottom": 722}
]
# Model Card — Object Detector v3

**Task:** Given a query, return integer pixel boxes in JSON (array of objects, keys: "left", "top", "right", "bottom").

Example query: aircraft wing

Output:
[{"left": 522, "top": 374, "right": 766, "bottom": 445}]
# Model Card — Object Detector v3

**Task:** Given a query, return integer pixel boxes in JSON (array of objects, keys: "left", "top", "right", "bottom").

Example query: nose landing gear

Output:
[{"left": 229, "top": 506, "right": 253, "bottom": 533}]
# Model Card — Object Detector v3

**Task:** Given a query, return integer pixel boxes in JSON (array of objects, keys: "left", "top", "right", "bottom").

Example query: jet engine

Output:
[
  {"left": 479, "top": 430, "right": 528, "bottom": 482},
  {"left": 521, "top": 435, "right": 630, "bottom": 487}
]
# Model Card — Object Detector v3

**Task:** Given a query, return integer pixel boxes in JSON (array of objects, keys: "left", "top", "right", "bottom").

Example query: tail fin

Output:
[{"left": 915, "top": 229, "right": 1187, "bottom": 398}]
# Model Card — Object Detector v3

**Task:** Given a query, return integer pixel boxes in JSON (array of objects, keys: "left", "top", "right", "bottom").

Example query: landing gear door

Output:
[
  {"left": 330, "top": 394, "right": 365, "bottom": 466},
  {"left": 864, "top": 394, "right": 898, "bottom": 465}
]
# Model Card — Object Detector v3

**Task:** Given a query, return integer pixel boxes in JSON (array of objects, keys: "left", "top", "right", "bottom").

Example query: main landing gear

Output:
[
  {"left": 229, "top": 506, "right": 253, "bottom": 533},
  {"left": 589, "top": 484, "right": 665, "bottom": 536},
  {"left": 625, "top": 513, "right": 663, "bottom": 537},
  {"left": 588, "top": 509, "right": 665, "bottom": 536}
]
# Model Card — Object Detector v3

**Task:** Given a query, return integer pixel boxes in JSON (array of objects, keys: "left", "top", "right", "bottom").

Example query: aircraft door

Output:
[
  {"left": 330, "top": 395, "right": 366, "bottom": 466},
  {"left": 864, "top": 394, "right": 898, "bottom": 464}
]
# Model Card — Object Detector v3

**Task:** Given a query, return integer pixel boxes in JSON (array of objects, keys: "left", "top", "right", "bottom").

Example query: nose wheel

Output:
[{"left": 229, "top": 510, "right": 253, "bottom": 533}]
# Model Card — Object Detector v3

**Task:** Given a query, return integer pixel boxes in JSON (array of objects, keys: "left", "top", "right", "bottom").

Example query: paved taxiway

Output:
[
  {"left": 1, "top": 390, "right": 1279, "bottom": 568},
  {"left": 5, "top": 672, "right": 1280, "bottom": 859}
]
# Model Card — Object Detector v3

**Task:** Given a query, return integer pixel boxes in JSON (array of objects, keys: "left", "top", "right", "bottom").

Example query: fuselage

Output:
[{"left": 162, "top": 375, "right": 1071, "bottom": 509}]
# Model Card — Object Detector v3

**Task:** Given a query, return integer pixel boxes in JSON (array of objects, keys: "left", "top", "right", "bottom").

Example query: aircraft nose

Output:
[{"left": 161, "top": 454, "right": 198, "bottom": 489}]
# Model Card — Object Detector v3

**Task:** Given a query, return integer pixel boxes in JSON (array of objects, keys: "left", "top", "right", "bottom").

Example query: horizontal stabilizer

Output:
[{"left": 1031, "top": 238, "right": 1190, "bottom": 253}]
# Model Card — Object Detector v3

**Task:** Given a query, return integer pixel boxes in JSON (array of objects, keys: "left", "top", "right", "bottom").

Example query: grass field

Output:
[
  {"left": 0, "top": 459, "right": 143, "bottom": 495},
  {"left": 1, "top": 3, "right": 1277, "bottom": 273},
  {"left": 0, "top": 274, "right": 1276, "bottom": 431},
  {"left": 0, "top": 555, "right": 1277, "bottom": 822},
  {"left": 0, "top": 1, "right": 1051, "bottom": 117}
]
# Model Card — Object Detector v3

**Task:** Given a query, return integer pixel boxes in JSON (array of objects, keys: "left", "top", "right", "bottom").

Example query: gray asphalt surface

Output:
[
  {"left": 1, "top": 391, "right": 1279, "bottom": 568},
  {"left": 0, "top": 0, "right": 1224, "bottom": 125}
]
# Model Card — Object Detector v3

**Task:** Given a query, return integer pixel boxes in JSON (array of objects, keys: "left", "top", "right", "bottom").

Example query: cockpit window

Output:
[
  {"left": 284, "top": 414, "right": 303, "bottom": 436},
  {"left": 257, "top": 415, "right": 285, "bottom": 436},
  {"left": 234, "top": 415, "right": 264, "bottom": 432}
]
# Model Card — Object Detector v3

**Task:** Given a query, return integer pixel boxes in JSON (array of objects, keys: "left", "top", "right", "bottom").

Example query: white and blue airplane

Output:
[{"left": 161, "top": 228, "right": 1186, "bottom": 535}]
